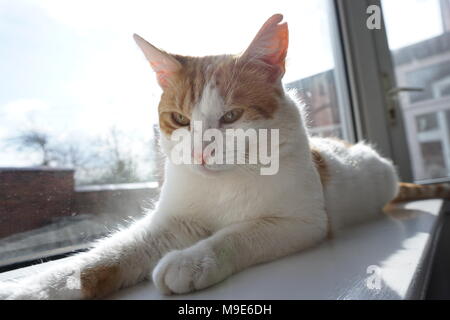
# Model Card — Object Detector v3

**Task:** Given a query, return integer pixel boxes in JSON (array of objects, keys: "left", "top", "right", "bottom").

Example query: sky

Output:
[
  {"left": 0, "top": 0, "right": 445, "bottom": 166},
  {"left": 382, "top": 0, "right": 443, "bottom": 50}
]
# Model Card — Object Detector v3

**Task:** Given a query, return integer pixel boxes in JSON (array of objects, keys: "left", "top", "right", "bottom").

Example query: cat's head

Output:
[{"left": 134, "top": 14, "right": 290, "bottom": 177}]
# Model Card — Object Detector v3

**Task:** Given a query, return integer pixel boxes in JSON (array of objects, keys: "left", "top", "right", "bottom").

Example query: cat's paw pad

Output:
[{"left": 152, "top": 246, "right": 225, "bottom": 295}]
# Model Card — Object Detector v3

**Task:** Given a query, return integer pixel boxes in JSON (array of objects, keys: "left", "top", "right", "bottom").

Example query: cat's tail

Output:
[{"left": 391, "top": 182, "right": 450, "bottom": 203}]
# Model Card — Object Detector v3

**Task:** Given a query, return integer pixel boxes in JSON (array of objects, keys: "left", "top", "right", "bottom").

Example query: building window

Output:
[
  {"left": 416, "top": 112, "right": 439, "bottom": 133},
  {"left": 383, "top": 0, "right": 450, "bottom": 181}
]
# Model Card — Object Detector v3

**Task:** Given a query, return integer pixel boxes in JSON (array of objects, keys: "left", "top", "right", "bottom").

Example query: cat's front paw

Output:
[{"left": 152, "top": 245, "right": 230, "bottom": 295}]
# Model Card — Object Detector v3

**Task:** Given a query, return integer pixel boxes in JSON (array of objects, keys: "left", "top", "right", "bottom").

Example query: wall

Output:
[
  {"left": 0, "top": 168, "right": 74, "bottom": 238},
  {"left": 0, "top": 168, "right": 159, "bottom": 239}
]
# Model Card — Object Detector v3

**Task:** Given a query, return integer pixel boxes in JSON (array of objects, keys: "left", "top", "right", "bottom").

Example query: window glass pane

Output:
[
  {"left": 416, "top": 112, "right": 439, "bottom": 132},
  {"left": 404, "top": 62, "right": 450, "bottom": 104},
  {"left": 382, "top": 0, "right": 450, "bottom": 181},
  {"left": 420, "top": 141, "right": 447, "bottom": 178},
  {"left": 286, "top": 70, "right": 346, "bottom": 138},
  {"left": 0, "top": 0, "right": 352, "bottom": 267}
]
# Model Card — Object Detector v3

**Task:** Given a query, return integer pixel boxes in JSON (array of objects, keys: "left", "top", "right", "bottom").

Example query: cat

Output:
[{"left": 0, "top": 14, "right": 449, "bottom": 300}]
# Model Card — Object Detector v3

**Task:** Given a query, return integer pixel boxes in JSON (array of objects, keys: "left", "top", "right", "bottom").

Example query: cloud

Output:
[
  {"left": 0, "top": 98, "right": 50, "bottom": 124},
  {"left": 26, "top": 0, "right": 335, "bottom": 77},
  {"left": 2, "top": 98, "right": 48, "bottom": 113},
  {"left": 382, "top": 0, "right": 443, "bottom": 50}
]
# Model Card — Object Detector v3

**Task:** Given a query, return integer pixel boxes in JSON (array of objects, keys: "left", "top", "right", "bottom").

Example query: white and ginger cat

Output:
[{"left": 1, "top": 14, "right": 449, "bottom": 300}]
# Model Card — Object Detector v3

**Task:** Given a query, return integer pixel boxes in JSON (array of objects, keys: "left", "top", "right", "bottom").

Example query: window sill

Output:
[{"left": 0, "top": 199, "right": 445, "bottom": 299}]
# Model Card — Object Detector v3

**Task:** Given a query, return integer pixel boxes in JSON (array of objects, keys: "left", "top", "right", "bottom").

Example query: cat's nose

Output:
[
  {"left": 192, "top": 139, "right": 215, "bottom": 165},
  {"left": 192, "top": 149, "right": 206, "bottom": 165},
  {"left": 201, "top": 153, "right": 208, "bottom": 165}
]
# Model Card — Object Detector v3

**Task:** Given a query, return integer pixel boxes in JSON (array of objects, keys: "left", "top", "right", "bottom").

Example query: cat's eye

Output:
[
  {"left": 221, "top": 109, "right": 244, "bottom": 124},
  {"left": 171, "top": 112, "right": 190, "bottom": 126}
]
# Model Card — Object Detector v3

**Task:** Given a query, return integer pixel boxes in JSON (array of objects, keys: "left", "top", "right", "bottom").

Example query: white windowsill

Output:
[{"left": 0, "top": 199, "right": 445, "bottom": 299}]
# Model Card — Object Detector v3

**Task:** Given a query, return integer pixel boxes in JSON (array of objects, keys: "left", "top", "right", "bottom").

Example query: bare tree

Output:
[
  {"left": 54, "top": 142, "right": 92, "bottom": 169},
  {"left": 97, "top": 127, "right": 141, "bottom": 184},
  {"left": 7, "top": 125, "right": 156, "bottom": 185},
  {"left": 8, "top": 129, "right": 55, "bottom": 166}
]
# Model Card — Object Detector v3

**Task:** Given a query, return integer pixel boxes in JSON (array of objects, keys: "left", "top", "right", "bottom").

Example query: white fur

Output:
[
  {"left": 309, "top": 137, "right": 399, "bottom": 233},
  {"left": 0, "top": 86, "right": 398, "bottom": 299}
]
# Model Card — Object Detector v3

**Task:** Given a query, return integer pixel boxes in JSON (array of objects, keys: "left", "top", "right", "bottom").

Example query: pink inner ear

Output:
[
  {"left": 260, "top": 22, "right": 288, "bottom": 68},
  {"left": 134, "top": 34, "right": 181, "bottom": 89},
  {"left": 243, "top": 14, "right": 289, "bottom": 72},
  {"left": 155, "top": 70, "right": 171, "bottom": 88},
  {"left": 150, "top": 61, "right": 177, "bottom": 88}
]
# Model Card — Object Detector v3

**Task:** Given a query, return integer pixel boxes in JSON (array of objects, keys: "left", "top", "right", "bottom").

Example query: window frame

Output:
[{"left": 335, "top": 0, "right": 414, "bottom": 182}]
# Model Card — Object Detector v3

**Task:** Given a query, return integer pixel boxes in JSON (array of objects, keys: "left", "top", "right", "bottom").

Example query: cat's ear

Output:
[
  {"left": 133, "top": 34, "right": 182, "bottom": 89},
  {"left": 241, "top": 14, "right": 288, "bottom": 80}
]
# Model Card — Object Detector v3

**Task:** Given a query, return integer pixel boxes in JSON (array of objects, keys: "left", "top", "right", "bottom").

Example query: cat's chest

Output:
[
  {"left": 163, "top": 171, "right": 296, "bottom": 224},
  {"left": 190, "top": 177, "right": 268, "bottom": 216},
  {"left": 160, "top": 161, "right": 323, "bottom": 228}
]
